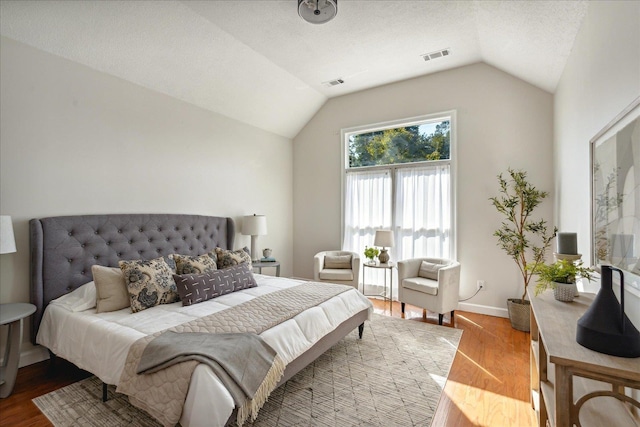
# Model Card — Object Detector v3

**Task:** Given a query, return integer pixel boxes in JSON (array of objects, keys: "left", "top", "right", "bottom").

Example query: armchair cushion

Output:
[
  {"left": 402, "top": 277, "right": 439, "bottom": 296},
  {"left": 418, "top": 261, "right": 446, "bottom": 280},
  {"left": 324, "top": 254, "right": 352, "bottom": 269},
  {"left": 319, "top": 269, "right": 354, "bottom": 281}
]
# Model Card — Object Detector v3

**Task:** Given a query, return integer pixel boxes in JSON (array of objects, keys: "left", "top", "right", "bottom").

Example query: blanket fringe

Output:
[{"left": 236, "top": 354, "right": 286, "bottom": 426}]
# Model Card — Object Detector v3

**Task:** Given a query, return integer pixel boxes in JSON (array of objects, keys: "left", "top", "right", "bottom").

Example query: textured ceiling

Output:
[{"left": 0, "top": 1, "right": 587, "bottom": 138}]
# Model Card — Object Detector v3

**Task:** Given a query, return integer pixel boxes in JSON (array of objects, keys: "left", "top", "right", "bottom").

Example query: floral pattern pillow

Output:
[
  {"left": 173, "top": 253, "right": 217, "bottom": 275},
  {"left": 119, "top": 256, "right": 179, "bottom": 313},
  {"left": 214, "top": 247, "right": 252, "bottom": 269}
]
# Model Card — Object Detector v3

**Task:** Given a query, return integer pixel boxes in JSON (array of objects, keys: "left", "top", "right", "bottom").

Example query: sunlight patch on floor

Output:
[
  {"left": 455, "top": 350, "right": 502, "bottom": 384},
  {"left": 430, "top": 373, "right": 447, "bottom": 389},
  {"left": 444, "top": 380, "right": 534, "bottom": 426},
  {"left": 456, "top": 314, "right": 485, "bottom": 329}
]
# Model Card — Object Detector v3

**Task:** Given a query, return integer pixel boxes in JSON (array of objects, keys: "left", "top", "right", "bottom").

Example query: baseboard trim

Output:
[
  {"left": 458, "top": 302, "right": 508, "bottom": 318},
  {"left": 19, "top": 344, "right": 50, "bottom": 367}
]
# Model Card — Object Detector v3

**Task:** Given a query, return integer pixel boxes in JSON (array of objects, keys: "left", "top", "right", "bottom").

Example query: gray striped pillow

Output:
[{"left": 173, "top": 263, "right": 257, "bottom": 306}]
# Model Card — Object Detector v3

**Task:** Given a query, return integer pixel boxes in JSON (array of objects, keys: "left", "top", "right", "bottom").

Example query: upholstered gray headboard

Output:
[{"left": 29, "top": 214, "right": 235, "bottom": 343}]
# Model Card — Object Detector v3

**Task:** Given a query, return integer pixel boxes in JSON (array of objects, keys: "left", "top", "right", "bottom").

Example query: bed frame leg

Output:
[
  {"left": 46, "top": 349, "right": 57, "bottom": 373},
  {"left": 358, "top": 323, "right": 364, "bottom": 339},
  {"left": 102, "top": 383, "right": 108, "bottom": 402}
]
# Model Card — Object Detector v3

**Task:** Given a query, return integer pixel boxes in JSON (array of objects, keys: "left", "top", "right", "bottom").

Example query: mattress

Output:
[{"left": 37, "top": 274, "right": 372, "bottom": 426}]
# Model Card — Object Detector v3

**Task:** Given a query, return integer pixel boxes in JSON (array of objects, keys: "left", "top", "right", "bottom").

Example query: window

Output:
[{"left": 341, "top": 112, "right": 456, "bottom": 293}]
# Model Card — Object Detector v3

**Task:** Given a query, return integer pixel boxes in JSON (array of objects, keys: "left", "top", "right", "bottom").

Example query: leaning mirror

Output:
[{"left": 591, "top": 96, "right": 640, "bottom": 291}]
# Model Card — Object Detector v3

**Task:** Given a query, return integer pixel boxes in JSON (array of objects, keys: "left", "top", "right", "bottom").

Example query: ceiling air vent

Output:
[
  {"left": 421, "top": 48, "right": 451, "bottom": 62},
  {"left": 322, "top": 78, "right": 344, "bottom": 87}
]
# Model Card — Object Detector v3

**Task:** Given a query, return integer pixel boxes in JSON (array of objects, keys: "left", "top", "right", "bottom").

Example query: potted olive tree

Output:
[
  {"left": 490, "top": 168, "right": 556, "bottom": 331},
  {"left": 530, "top": 259, "right": 594, "bottom": 302}
]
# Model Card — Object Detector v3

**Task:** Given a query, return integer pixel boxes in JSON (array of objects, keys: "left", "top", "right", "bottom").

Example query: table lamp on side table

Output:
[
  {"left": 242, "top": 214, "right": 267, "bottom": 262},
  {"left": 0, "top": 215, "right": 16, "bottom": 255},
  {"left": 374, "top": 230, "right": 395, "bottom": 264}
]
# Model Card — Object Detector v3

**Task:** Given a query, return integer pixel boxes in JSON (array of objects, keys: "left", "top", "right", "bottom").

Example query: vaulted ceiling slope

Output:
[{"left": 0, "top": 1, "right": 587, "bottom": 138}]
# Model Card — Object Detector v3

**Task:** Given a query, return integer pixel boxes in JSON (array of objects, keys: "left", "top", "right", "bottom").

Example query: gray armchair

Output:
[
  {"left": 398, "top": 257, "right": 461, "bottom": 325},
  {"left": 313, "top": 251, "right": 361, "bottom": 290}
]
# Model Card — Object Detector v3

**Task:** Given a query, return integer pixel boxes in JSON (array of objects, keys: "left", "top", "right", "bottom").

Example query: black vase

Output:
[{"left": 576, "top": 265, "right": 640, "bottom": 358}]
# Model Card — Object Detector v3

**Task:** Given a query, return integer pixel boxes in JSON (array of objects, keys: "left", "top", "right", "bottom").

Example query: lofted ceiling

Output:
[{"left": 0, "top": 0, "right": 587, "bottom": 138}]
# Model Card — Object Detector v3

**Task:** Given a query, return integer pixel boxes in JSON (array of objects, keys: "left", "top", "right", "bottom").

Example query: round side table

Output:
[{"left": 0, "top": 302, "right": 36, "bottom": 398}]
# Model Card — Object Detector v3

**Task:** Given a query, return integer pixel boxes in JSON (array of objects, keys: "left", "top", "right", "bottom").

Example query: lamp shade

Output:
[
  {"left": 374, "top": 230, "right": 394, "bottom": 248},
  {"left": 0, "top": 215, "right": 17, "bottom": 254},
  {"left": 242, "top": 215, "right": 267, "bottom": 236}
]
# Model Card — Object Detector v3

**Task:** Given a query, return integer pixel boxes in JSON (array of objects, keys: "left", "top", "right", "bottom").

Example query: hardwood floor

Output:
[{"left": 0, "top": 300, "right": 535, "bottom": 427}]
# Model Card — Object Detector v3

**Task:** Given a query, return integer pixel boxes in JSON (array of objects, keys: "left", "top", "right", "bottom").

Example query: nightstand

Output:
[
  {"left": 252, "top": 261, "right": 281, "bottom": 277},
  {"left": 0, "top": 302, "right": 36, "bottom": 398},
  {"left": 362, "top": 262, "right": 395, "bottom": 312}
]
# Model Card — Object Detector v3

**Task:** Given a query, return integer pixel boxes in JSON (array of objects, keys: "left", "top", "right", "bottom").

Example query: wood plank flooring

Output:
[{"left": 0, "top": 300, "right": 535, "bottom": 427}]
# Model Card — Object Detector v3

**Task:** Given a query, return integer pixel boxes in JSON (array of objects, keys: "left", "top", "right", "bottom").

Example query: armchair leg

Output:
[
  {"left": 438, "top": 313, "right": 444, "bottom": 325},
  {"left": 401, "top": 302, "right": 405, "bottom": 314},
  {"left": 451, "top": 311, "right": 455, "bottom": 324}
]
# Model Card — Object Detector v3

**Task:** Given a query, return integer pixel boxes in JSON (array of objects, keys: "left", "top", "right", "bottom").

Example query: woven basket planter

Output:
[
  {"left": 507, "top": 299, "right": 531, "bottom": 332},
  {"left": 553, "top": 282, "right": 577, "bottom": 302}
]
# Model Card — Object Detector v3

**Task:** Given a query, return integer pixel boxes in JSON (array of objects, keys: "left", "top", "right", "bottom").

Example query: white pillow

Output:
[{"left": 49, "top": 281, "right": 97, "bottom": 312}]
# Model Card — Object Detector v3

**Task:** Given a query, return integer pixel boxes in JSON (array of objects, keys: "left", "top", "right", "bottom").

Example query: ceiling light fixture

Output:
[{"left": 298, "top": 0, "right": 337, "bottom": 25}]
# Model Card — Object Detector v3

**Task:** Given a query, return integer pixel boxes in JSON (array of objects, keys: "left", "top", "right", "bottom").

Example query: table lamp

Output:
[
  {"left": 242, "top": 214, "right": 267, "bottom": 262},
  {"left": 374, "top": 230, "right": 394, "bottom": 264},
  {"left": 1, "top": 215, "right": 17, "bottom": 255}
]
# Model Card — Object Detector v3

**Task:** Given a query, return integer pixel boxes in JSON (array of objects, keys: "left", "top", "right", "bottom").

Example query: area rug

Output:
[{"left": 33, "top": 314, "right": 462, "bottom": 427}]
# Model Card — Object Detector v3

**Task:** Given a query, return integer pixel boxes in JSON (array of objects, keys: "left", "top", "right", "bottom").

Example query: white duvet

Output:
[{"left": 37, "top": 275, "right": 372, "bottom": 427}]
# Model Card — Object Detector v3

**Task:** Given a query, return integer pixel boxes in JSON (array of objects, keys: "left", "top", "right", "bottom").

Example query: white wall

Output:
[
  {"left": 554, "top": 1, "right": 640, "bottom": 326},
  {"left": 293, "top": 62, "right": 554, "bottom": 316},
  {"left": 0, "top": 37, "right": 294, "bottom": 362}
]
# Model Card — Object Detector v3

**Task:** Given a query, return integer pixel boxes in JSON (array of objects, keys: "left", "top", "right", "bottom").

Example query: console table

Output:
[{"left": 529, "top": 289, "right": 639, "bottom": 427}]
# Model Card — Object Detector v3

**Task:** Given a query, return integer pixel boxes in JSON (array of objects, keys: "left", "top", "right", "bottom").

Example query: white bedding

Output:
[{"left": 37, "top": 274, "right": 372, "bottom": 426}]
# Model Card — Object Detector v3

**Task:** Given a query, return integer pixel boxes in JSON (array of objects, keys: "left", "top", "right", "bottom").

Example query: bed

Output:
[{"left": 30, "top": 214, "right": 372, "bottom": 426}]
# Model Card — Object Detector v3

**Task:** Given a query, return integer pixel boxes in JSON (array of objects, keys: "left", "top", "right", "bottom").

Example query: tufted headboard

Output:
[{"left": 29, "top": 214, "right": 235, "bottom": 343}]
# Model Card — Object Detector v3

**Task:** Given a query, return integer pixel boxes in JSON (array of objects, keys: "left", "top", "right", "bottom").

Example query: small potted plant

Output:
[
  {"left": 530, "top": 259, "right": 594, "bottom": 302},
  {"left": 363, "top": 246, "right": 379, "bottom": 265}
]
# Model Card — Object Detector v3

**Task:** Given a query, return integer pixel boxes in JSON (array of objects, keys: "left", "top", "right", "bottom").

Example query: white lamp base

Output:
[{"left": 250, "top": 235, "right": 259, "bottom": 262}]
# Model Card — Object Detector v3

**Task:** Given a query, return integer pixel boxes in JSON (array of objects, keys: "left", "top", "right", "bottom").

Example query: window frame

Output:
[{"left": 340, "top": 110, "right": 457, "bottom": 260}]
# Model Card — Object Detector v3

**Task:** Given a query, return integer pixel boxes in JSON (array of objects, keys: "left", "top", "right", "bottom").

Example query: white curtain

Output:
[
  {"left": 343, "top": 170, "right": 392, "bottom": 297},
  {"left": 394, "top": 164, "right": 451, "bottom": 262},
  {"left": 342, "top": 169, "right": 392, "bottom": 253},
  {"left": 342, "top": 164, "right": 451, "bottom": 300}
]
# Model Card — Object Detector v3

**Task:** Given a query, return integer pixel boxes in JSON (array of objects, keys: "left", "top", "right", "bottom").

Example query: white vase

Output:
[{"left": 553, "top": 282, "right": 577, "bottom": 302}]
